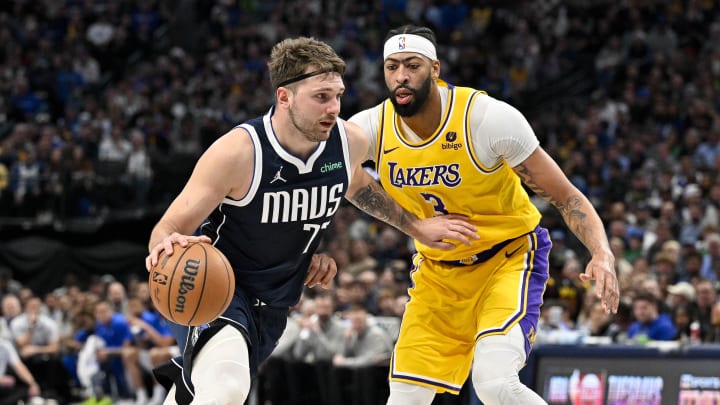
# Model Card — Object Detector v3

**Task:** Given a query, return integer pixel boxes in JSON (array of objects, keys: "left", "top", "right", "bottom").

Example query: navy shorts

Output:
[{"left": 153, "top": 288, "right": 288, "bottom": 404}]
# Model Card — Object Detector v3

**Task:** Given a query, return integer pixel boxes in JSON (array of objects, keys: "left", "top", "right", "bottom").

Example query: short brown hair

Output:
[{"left": 267, "top": 37, "right": 346, "bottom": 89}]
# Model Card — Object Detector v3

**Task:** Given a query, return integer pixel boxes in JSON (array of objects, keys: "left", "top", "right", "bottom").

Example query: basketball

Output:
[{"left": 149, "top": 242, "right": 235, "bottom": 326}]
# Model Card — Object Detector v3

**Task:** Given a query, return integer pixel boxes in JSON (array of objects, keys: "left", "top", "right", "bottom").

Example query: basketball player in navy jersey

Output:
[{"left": 144, "top": 37, "right": 478, "bottom": 405}]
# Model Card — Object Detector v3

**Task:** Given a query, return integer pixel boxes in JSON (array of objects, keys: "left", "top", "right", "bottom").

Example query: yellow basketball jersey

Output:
[{"left": 374, "top": 84, "right": 541, "bottom": 261}]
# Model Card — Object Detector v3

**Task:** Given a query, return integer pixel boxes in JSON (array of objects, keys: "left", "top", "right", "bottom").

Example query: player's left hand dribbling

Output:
[{"left": 305, "top": 253, "right": 337, "bottom": 289}]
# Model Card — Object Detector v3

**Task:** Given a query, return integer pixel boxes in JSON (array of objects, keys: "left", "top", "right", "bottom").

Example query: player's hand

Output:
[
  {"left": 145, "top": 232, "right": 212, "bottom": 271},
  {"left": 579, "top": 251, "right": 619, "bottom": 313},
  {"left": 411, "top": 214, "right": 479, "bottom": 250},
  {"left": 305, "top": 253, "right": 337, "bottom": 289}
]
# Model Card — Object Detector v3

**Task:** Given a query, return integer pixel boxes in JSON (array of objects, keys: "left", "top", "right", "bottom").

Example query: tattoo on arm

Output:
[
  {"left": 349, "top": 181, "right": 414, "bottom": 231},
  {"left": 515, "top": 163, "right": 589, "bottom": 239}
]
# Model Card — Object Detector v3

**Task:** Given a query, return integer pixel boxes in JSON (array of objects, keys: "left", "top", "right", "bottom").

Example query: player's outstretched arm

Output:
[
  {"left": 146, "top": 127, "right": 254, "bottom": 270},
  {"left": 514, "top": 147, "right": 619, "bottom": 313},
  {"left": 341, "top": 121, "right": 478, "bottom": 250}
]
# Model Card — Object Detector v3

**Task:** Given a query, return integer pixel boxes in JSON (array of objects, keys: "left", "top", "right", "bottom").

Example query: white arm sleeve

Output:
[
  {"left": 469, "top": 95, "right": 539, "bottom": 168},
  {"left": 348, "top": 105, "right": 383, "bottom": 163}
]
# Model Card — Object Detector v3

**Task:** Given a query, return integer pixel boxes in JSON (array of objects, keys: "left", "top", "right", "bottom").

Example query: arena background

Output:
[{"left": 1, "top": 1, "right": 720, "bottom": 404}]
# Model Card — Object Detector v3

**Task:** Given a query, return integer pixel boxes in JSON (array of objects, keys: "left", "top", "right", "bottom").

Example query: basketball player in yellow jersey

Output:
[{"left": 349, "top": 25, "right": 619, "bottom": 405}]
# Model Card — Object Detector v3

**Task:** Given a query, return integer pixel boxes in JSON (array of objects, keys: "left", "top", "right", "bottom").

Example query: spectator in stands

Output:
[
  {"left": 376, "top": 288, "right": 399, "bottom": 318},
  {"left": 666, "top": 281, "right": 696, "bottom": 310},
  {"left": 129, "top": 281, "right": 152, "bottom": 308},
  {"left": 10, "top": 148, "right": 44, "bottom": 218},
  {"left": 331, "top": 305, "right": 393, "bottom": 404},
  {"left": 645, "top": 221, "right": 674, "bottom": 264},
  {"left": 356, "top": 269, "right": 381, "bottom": 315},
  {"left": 1, "top": 295, "right": 22, "bottom": 341},
  {"left": 379, "top": 259, "right": 411, "bottom": 297},
  {"left": 60, "top": 310, "right": 95, "bottom": 390},
  {"left": 393, "top": 294, "right": 409, "bottom": 318},
  {"left": 124, "top": 296, "right": 176, "bottom": 405},
  {"left": 373, "top": 226, "right": 407, "bottom": 266},
  {"left": 610, "top": 236, "right": 634, "bottom": 290},
  {"left": 605, "top": 301, "right": 634, "bottom": 344},
  {"left": 700, "top": 232, "right": 720, "bottom": 281},
  {"left": 44, "top": 290, "right": 73, "bottom": 339},
  {"left": 93, "top": 299, "right": 133, "bottom": 400},
  {"left": 16, "top": 288, "right": 33, "bottom": 308},
  {"left": 556, "top": 257, "right": 588, "bottom": 325},
  {"left": 639, "top": 277, "right": 671, "bottom": 314},
  {"left": 105, "top": 281, "right": 128, "bottom": 315},
  {"left": 334, "top": 272, "right": 354, "bottom": 312},
  {"left": 9, "top": 296, "right": 72, "bottom": 402},
  {"left": 125, "top": 128, "right": 153, "bottom": 209},
  {"left": 708, "top": 301, "right": 720, "bottom": 343},
  {"left": 671, "top": 303, "right": 697, "bottom": 342},
  {"left": 679, "top": 201, "right": 709, "bottom": 251},
  {"left": 9, "top": 78, "right": 47, "bottom": 121},
  {"left": 291, "top": 292, "right": 346, "bottom": 405},
  {"left": 585, "top": 300, "right": 612, "bottom": 338},
  {"left": 694, "top": 279, "right": 718, "bottom": 342},
  {"left": 333, "top": 305, "right": 393, "bottom": 367},
  {"left": 680, "top": 248, "right": 704, "bottom": 284},
  {"left": 344, "top": 239, "right": 378, "bottom": 277},
  {"left": 547, "top": 229, "right": 575, "bottom": 272},
  {"left": 293, "top": 292, "right": 346, "bottom": 364},
  {"left": 97, "top": 127, "right": 131, "bottom": 165},
  {"left": 537, "top": 299, "right": 575, "bottom": 335},
  {"left": 344, "top": 279, "right": 372, "bottom": 313},
  {"left": 627, "top": 293, "right": 676, "bottom": 342},
  {"left": 44, "top": 147, "right": 71, "bottom": 221},
  {"left": 96, "top": 126, "right": 132, "bottom": 209},
  {"left": 0, "top": 337, "right": 41, "bottom": 405},
  {"left": 651, "top": 251, "right": 678, "bottom": 292}
]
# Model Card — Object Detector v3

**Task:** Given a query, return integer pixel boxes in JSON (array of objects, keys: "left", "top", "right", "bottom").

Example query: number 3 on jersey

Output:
[{"left": 420, "top": 192, "right": 449, "bottom": 215}]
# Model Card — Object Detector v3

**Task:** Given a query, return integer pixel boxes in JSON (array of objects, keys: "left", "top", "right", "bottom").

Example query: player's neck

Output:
[{"left": 398, "top": 87, "right": 442, "bottom": 140}]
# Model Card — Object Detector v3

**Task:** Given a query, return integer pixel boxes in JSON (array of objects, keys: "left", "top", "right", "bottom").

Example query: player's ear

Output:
[
  {"left": 431, "top": 60, "right": 441, "bottom": 81},
  {"left": 276, "top": 87, "right": 292, "bottom": 108}
]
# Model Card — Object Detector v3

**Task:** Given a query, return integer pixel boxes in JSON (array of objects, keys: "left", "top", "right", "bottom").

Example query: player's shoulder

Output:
[
  {"left": 468, "top": 91, "right": 528, "bottom": 127},
  {"left": 204, "top": 126, "right": 255, "bottom": 159}
]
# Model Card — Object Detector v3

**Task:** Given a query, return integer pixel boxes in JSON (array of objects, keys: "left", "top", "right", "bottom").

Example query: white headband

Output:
[{"left": 383, "top": 34, "right": 437, "bottom": 61}]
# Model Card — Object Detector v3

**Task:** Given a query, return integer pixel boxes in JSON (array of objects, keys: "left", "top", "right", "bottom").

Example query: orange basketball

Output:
[{"left": 149, "top": 242, "right": 234, "bottom": 326}]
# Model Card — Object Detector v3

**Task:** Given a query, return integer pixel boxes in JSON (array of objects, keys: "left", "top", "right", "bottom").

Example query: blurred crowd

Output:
[{"left": 2, "top": 0, "right": 720, "bottom": 404}]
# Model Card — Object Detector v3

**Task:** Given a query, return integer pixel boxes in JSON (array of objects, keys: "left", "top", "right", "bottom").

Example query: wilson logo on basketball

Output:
[{"left": 175, "top": 259, "right": 201, "bottom": 313}]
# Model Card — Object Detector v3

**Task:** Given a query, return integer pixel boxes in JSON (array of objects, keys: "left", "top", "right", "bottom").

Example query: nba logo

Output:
[{"left": 398, "top": 36, "right": 406, "bottom": 50}]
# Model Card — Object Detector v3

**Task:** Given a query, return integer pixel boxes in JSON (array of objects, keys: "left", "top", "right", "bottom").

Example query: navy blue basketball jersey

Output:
[{"left": 201, "top": 108, "right": 351, "bottom": 307}]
